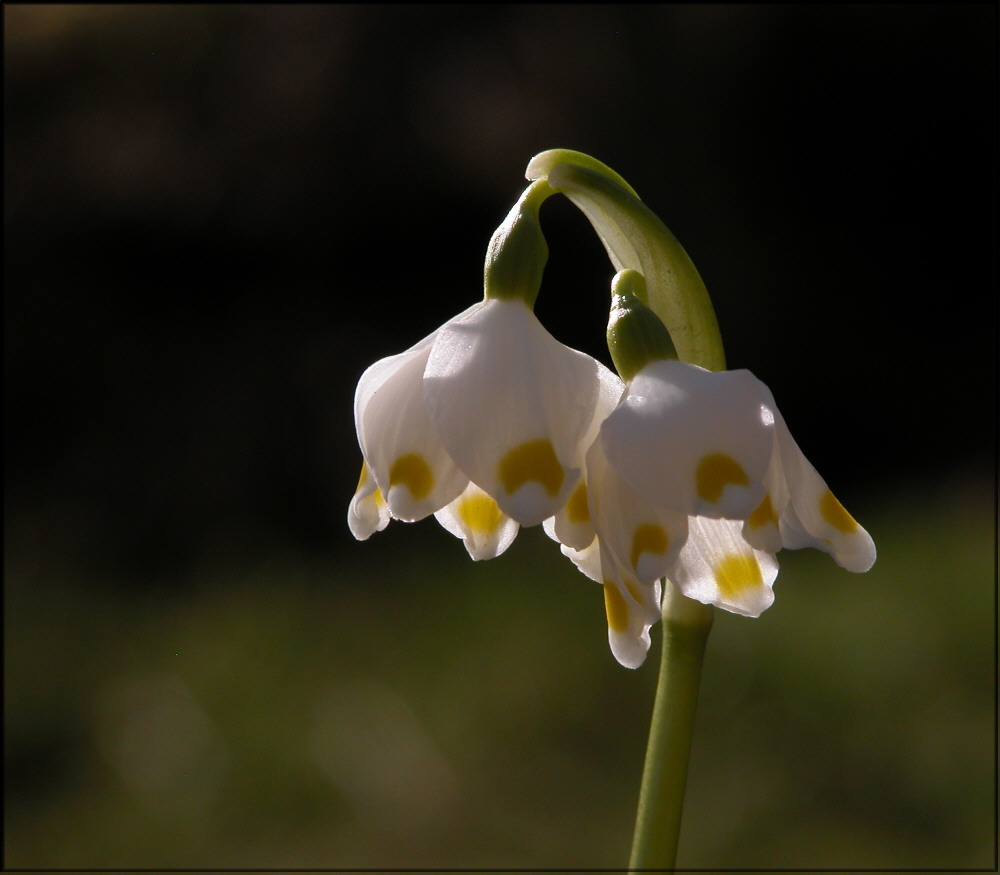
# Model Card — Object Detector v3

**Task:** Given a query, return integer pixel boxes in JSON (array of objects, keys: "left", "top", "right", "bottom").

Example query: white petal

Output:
[
  {"left": 560, "top": 534, "right": 661, "bottom": 669},
  {"left": 354, "top": 329, "right": 470, "bottom": 522},
  {"left": 423, "top": 298, "right": 607, "bottom": 526},
  {"left": 547, "top": 364, "right": 626, "bottom": 550},
  {"left": 772, "top": 411, "right": 876, "bottom": 573},
  {"left": 600, "top": 546, "right": 662, "bottom": 669},
  {"left": 601, "top": 360, "right": 774, "bottom": 520},
  {"left": 546, "top": 480, "right": 596, "bottom": 550},
  {"left": 541, "top": 516, "right": 561, "bottom": 543},
  {"left": 557, "top": 534, "right": 603, "bottom": 582},
  {"left": 434, "top": 482, "right": 519, "bottom": 560},
  {"left": 585, "top": 430, "right": 689, "bottom": 586},
  {"left": 605, "top": 591, "right": 653, "bottom": 668},
  {"left": 354, "top": 331, "right": 434, "bottom": 447},
  {"left": 354, "top": 307, "right": 488, "bottom": 445},
  {"left": 348, "top": 461, "right": 391, "bottom": 540},
  {"left": 670, "top": 516, "right": 777, "bottom": 617},
  {"left": 739, "top": 437, "right": 788, "bottom": 555}
]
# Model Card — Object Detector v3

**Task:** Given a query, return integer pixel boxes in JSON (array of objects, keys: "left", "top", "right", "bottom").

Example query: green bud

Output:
[
  {"left": 607, "top": 270, "right": 678, "bottom": 382},
  {"left": 484, "top": 179, "right": 554, "bottom": 307}
]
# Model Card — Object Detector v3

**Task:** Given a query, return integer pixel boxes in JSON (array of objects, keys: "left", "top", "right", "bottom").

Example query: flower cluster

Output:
[{"left": 349, "top": 166, "right": 875, "bottom": 669}]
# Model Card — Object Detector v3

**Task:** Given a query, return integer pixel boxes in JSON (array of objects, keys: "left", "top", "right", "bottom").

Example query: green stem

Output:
[
  {"left": 629, "top": 584, "right": 714, "bottom": 871},
  {"left": 525, "top": 149, "right": 726, "bottom": 371},
  {"left": 523, "top": 151, "right": 723, "bottom": 869}
]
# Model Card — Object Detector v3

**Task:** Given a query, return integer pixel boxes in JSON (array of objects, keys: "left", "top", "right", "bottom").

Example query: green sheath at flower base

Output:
[
  {"left": 525, "top": 149, "right": 725, "bottom": 371},
  {"left": 607, "top": 269, "right": 678, "bottom": 382},
  {"left": 483, "top": 179, "right": 555, "bottom": 307}
]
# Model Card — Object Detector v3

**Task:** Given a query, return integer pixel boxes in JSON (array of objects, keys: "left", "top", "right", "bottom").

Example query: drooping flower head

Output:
[
  {"left": 566, "top": 270, "right": 876, "bottom": 663},
  {"left": 349, "top": 179, "right": 623, "bottom": 559}
]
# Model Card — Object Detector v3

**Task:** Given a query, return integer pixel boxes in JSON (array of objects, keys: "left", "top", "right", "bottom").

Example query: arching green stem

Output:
[{"left": 525, "top": 149, "right": 726, "bottom": 371}]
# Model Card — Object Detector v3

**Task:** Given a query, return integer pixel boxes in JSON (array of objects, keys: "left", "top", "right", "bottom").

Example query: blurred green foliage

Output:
[{"left": 5, "top": 477, "right": 993, "bottom": 869}]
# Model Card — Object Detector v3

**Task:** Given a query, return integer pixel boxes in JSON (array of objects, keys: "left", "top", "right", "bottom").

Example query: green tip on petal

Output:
[
  {"left": 484, "top": 179, "right": 555, "bottom": 307},
  {"left": 607, "top": 270, "right": 678, "bottom": 382}
]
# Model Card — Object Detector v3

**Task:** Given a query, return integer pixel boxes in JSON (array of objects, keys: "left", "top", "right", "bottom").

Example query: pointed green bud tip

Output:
[
  {"left": 607, "top": 270, "right": 678, "bottom": 382},
  {"left": 484, "top": 179, "right": 554, "bottom": 307}
]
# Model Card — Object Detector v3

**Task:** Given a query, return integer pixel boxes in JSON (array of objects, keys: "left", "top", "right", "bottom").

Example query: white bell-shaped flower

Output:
[
  {"left": 350, "top": 302, "right": 522, "bottom": 561},
  {"left": 544, "top": 275, "right": 876, "bottom": 660},
  {"left": 350, "top": 294, "right": 624, "bottom": 558},
  {"left": 352, "top": 177, "right": 625, "bottom": 554},
  {"left": 424, "top": 296, "right": 621, "bottom": 528},
  {"left": 595, "top": 357, "right": 875, "bottom": 617}
]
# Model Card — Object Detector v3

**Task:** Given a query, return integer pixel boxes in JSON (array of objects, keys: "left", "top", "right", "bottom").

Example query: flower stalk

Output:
[
  {"left": 525, "top": 149, "right": 725, "bottom": 869},
  {"left": 629, "top": 584, "right": 713, "bottom": 870}
]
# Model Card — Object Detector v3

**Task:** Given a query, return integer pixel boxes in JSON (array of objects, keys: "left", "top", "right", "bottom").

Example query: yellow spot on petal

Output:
[
  {"left": 630, "top": 523, "right": 669, "bottom": 571},
  {"left": 354, "top": 461, "right": 370, "bottom": 494},
  {"left": 355, "top": 461, "right": 386, "bottom": 508},
  {"left": 498, "top": 438, "right": 564, "bottom": 497},
  {"left": 714, "top": 553, "right": 764, "bottom": 600},
  {"left": 389, "top": 453, "right": 434, "bottom": 501},
  {"left": 820, "top": 489, "right": 858, "bottom": 534},
  {"left": 748, "top": 493, "right": 778, "bottom": 529},
  {"left": 456, "top": 491, "right": 504, "bottom": 535},
  {"left": 603, "top": 582, "right": 629, "bottom": 632},
  {"left": 566, "top": 480, "right": 590, "bottom": 523},
  {"left": 696, "top": 453, "right": 749, "bottom": 504}
]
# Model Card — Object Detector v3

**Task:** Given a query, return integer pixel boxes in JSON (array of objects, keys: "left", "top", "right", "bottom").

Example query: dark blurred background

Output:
[{"left": 4, "top": 4, "right": 995, "bottom": 870}]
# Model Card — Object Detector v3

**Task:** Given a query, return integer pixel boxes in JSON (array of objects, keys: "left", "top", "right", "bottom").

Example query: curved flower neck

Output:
[
  {"left": 526, "top": 149, "right": 725, "bottom": 371},
  {"left": 483, "top": 178, "right": 555, "bottom": 307}
]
